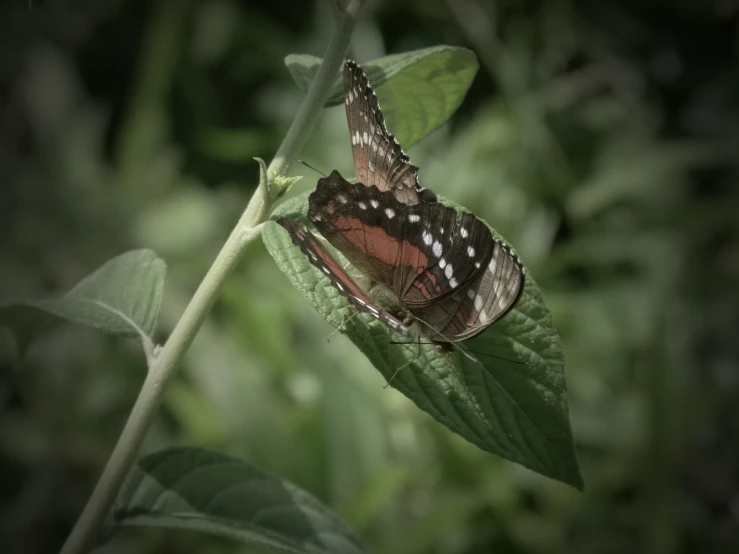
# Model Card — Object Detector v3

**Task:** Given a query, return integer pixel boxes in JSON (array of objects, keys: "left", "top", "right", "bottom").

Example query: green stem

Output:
[
  {"left": 267, "top": 3, "right": 356, "bottom": 178},
  {"left": 58, "top": 7, "right": 359, "bottom": 554}
]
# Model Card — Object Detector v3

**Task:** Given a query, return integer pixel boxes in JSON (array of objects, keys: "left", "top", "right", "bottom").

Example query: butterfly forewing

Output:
[
  {"left": 276, "top": 217, "right": 411, "bottom": 337},
  {"left": 415, "top": 240, "right": 525, "bottom": 341},
  {"left": 344, "top": 61, "right": 421, "bottom": 205},
  {"left": 399, "top": 208, "right": 495, "bottom": 309},
  {"left": 308, "top": 171, "right": 405, "bottom": 289}
]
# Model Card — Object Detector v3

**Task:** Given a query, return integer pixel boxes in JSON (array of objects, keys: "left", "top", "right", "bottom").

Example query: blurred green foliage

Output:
[{"left": 1, "top": 0, "right": 738, "bottom": 553}]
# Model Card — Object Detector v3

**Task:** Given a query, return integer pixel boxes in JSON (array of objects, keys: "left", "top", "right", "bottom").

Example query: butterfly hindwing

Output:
[{"left": 276, "top": 217, "right": 411, "bottom": 336}]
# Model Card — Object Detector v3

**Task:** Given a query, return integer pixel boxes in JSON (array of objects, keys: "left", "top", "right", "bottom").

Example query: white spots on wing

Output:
[
  {"left": 444, "top": 264, "right": 454, "bottom": 279},
  {"left": 368, "top": 160, "right": 375, "bottom": 171},
  {"left": 496, "top": 293, "right": 510, "bottom": 313},
  {"left": 449, "top": 278, "right": 459, "bottom": 288},
  {"left": 467, "top": 246, "right": 475, "bottom": 257},
  {"left": 358, "top": 201, "right": 367, "bottom": 210},
  {"left": 474, "top": 261, "right": 481, "bottom": 269},
  {"left": 385, "top": 208, "right": 395, "bottom": 219},
  {"left": 467, "top": 288, "right": 475, "bottom": 300},
  {"left": 364, "top": 131, "right": 369, "bottom": 144},
  {"left": 480, "top": 308, "right": 489, "bottom": 321},
  {"left": 322, "top": 267, "right": 330, "bottom": 275},
  {"left": 460, "top": 227, "right": 469, "bottom": 238},
  {"left": 439, "top": 257, "right": 447, "bottom": 269},
  {"left": 347, "top": 89, "right": 354, "bottom": 103},
  {"left": 337, "top": 194, "right": 348, "bottom": 204},
  {"left": 432, "top": 240, "right": 443, "bottom": 257},
  {"left": 439, "top": 227, "right": 444, "bottom": 235},
  {"left": 309, "top": 252, "right": 317, "bottom": 261},
  {"left": 335, "top": 282, "right": 344, "bottom": 292},
  {"left": 370, "top": 199, "right": 379, "bottom": 209},
  {"left": 408, "top": 213, "right": 420, "bottom": 223},
  {"left": 354, "top": 131, "right": 362, "bottom": 145},
  {"left": 422, "top": 230, "right": 433, "bottom": 245},
  {"left": 474, "top": 294, "right": 484, "bottom": 312}
]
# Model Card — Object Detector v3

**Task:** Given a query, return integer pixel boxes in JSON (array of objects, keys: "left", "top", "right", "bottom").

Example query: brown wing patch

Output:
[{"left": 276, "top": 217, "right": 412, "bottom": 337}]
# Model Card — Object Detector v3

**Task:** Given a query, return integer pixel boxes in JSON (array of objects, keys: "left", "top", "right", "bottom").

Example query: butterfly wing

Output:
[
  {"left": 396, "top": 207, "right": 496, "bottom": 310},
  {"left": 344, "top": 61, "right": 424, "bottom": 205},
  {"left": 308, "top": 171, "right": 405, "bottom": 289},
  {"left": 308, "top": 171, "right": 494, "bottom": 308},
  {"left": 412, "top": 240, "right": 525, "bottom": 341},
  {"left": 276, "top": 217, "right": 411, "bottom": 336}
]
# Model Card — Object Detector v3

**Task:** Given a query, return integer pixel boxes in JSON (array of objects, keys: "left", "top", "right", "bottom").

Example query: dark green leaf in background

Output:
[
  {"left": 0, "top": 249, "right": 165, "bottom": 353},
  {"left": 113, "top": 447, "right": 369, "bottom": 554},
  {"left": 264, "top": 194, "right": 582, "bottom": 489},
  {"left": 284, "top": 45, "right": 479, "bottom": 148}
]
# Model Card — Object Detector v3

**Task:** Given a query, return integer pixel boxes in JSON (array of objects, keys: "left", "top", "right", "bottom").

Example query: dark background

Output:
[{"left": 1, "top": 0, "right": 738, "bottom": 553}]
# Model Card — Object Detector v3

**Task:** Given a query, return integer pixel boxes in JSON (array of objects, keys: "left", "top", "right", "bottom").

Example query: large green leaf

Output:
[
  {"left": 263, "top": 194, "right": 582, "bottom": 489},
  {"left": 284, "top": 46, "right": 478, "bottom": 148},
  {"left": 112, "top": 447, "right": 368, "bottom": 554},
  {"left": 0, "top": 249, "right": 165, "bottom": 353}
]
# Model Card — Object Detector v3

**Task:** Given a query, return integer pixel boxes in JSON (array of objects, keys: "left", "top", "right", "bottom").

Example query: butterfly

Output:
[{"left": 277, "top": 60, "right": 524, "bottom": 344}]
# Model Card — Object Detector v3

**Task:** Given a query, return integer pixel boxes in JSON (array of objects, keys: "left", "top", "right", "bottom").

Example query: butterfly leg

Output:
[
  {"left": 327, "top": 310, "right": 362, "bottom": 342},
  {"left": 383, "top": 335, "right": 422, "bottom": 388},
  {"left": 343, "top": 262, "right": 364, "bottom": 280}
]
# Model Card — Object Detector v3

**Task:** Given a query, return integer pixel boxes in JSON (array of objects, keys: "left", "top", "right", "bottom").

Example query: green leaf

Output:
[
  {"left": 112, "top": 447, "right": 369, "bottom": 554},
  {"left": 264, "top": 194, "right": 583, "bottom": 489},
  {"left": 0, "top": 249, "right": 165, "bottom": 353},
  {"left": 284, "top": 46, "right": 479, "bottom": 148}
]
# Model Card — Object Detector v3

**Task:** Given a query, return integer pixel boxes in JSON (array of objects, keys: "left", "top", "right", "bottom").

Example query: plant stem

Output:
[
  {"left": 58, "top": 7, "right": 359, "bottom": 554},
  {"left": 267, "top": 4, "right": 356, "bottom": 178}
]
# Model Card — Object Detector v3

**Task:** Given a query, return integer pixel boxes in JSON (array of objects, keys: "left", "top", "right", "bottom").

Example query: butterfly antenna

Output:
[
  {"left": 384, "top": 336, "right": 421, "bottom": 388},
  {"left": 299, "top": 160, "right": 327, "bottom": 177},
  {"left": 388, "top": 335, "right": 525, "bottom": 366},
  {"left": 403, "top": 313, "right": 480, "bottom": 365},
  {"left": 463, "top": 348, "right": 526, "bottom": 365},
  {"left": 404, "top": 313, "right": 525, "bottom": 364}
]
